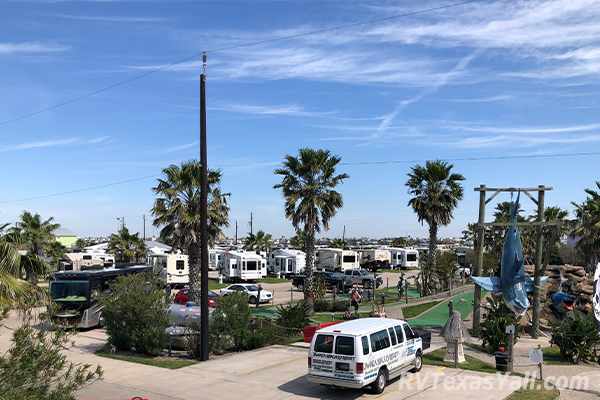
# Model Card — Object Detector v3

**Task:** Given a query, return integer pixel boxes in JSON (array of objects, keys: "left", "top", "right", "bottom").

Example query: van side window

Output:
[
  {"left": 388, "top": 327, "right": 397, "bottom": 345},
  {"left": 335, "top": 336, "right": 354, "bottom": 356},
  {"left": 370, "top": 330, "right": 391, "bottom": 353},
  {"left": 394, "top": 325, "right": 405, "bottom": 342},
  {"left": 315, "top": 334, "right": 334, "bottom": 353},
  {"left": 361, "top": 336, "right": 370, "bottom": 355},
  {"left": 403, "top": 324, "right": 415, "bottom": 341}
]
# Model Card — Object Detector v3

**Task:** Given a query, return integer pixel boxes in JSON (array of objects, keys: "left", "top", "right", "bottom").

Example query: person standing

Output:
[{"left": 166, "top": 283, "right": 172, "bottom": 302}]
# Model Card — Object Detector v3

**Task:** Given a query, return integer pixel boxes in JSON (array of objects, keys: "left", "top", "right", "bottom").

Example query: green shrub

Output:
[
  {"left": 99, "top": 272, "right": 170, "bottom": 356},
  {"left": 479, "top": 293, "right": 521, "bottom": 353},
  {"left": 313, "top": 275, "right": 327, "bottom": 300},
  {"left": 210, "top": 290, "right": 252, "bottom": 352},
  {"left": 276, "top": 303, "right": 311, "bottom": 331},
  {"left": 331, "top": 299, "right": 350, "bottom": 312},
  {"left": 550, "top": 310, "right": 600, "bottom": 364},
  {"left": 0, "top": 306, "right": 103, "bottom": 400},
  {"left": 313, "top": 299, "right": 330, "bottom": 312}
]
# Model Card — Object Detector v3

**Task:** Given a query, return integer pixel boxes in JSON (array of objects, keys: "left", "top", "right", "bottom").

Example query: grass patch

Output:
[
  {"left": 403, "top": 301, "right": 441, "bottom": 319},
  {"left": 505, "top": 386, "right": 559, "bottom": 400},
  {"left": 207, "top": 280, "right": 229, "bottom": 290},
  {"left": 423, "top": 348, "right": 499, "bottom": 374},
  {"left": 96, "top": 351, "right": 198, "bottom": 369},
  {"left": 541, "top": 346, "right": 572, "bottom": 365},
  {"left": 464, "top": 343, "right": 489, "bottom": 353},
  {"left": 257, "top": 277, "right": 292, "bottom": 284}
]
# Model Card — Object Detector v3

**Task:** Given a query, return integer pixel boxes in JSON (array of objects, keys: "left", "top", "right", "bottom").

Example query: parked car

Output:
[
  {"left": 292, "top": 270, "right": 352, "bottom": 293},
  {"left": 219, "top": 283, "right": 272, "bottom": 304},
  {"left": 173, "top": 288, "right": 218, "bottom": 307},
  {"left": 343, "top": 268, "right": 383, "bottom": 289}
]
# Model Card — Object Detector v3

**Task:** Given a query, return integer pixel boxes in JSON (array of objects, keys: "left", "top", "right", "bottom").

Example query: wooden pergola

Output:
[{"left": 471, "top": 185, "right": 559, "bottom": 339}]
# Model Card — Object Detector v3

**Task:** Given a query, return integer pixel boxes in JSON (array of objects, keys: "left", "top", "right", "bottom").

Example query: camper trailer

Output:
[
  {"left": 147, "top": 253, "right": 189, "bottom": 288},
  {"left": 57, "top": 253, "right": 111, "bottom": 272},
  {"left": 356, "top": 248, "right": 391, "bottom": 271},
  {"left": 209, "top": 248, "right": 226, "bottom": 271},
  {"left": 268, "top": 249, "right": 306, "bottom": 277},
  {"left": 315, "top": 248, "right": 360, "bottom": 272},
  {"left": 382, "top": 247, "right": 420, "bottom": 269},
  {"left": 220, "top": 250, "right": 266, "bottom": 281}
]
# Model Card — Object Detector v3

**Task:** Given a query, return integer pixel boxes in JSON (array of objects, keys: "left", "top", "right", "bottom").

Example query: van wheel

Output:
[
  {"left": 297, "top": 283, "right": 304, "bottom": 292},
  {"left": 363, "top": 280, "right": 372, "bottom": 289},
  {"left": 371, "top": 369, "right": 387, "bottom": 394},
  {"left": 411, "top": 351, "right": 423, "bottom": 373},
  {"left": 249, "top": 296, "right": 257, "bottom": 304}
]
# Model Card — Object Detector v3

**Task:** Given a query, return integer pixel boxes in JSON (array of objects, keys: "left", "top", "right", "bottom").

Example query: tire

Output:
[
  {"left": 297, "top": 283, "right": 304, "bottom": 292},
  {"left": 97, "top": 313, "right": 104, "bottom": 328},
  {"left": 363, "top": 280, "right": 372, "bottom": 289},
  {"left": 411, "top": 351, "right": 423, "bottom": 373},
  {"left": 371, "top": 369, "right": 387, "bottom": 394},
  {"left": 249, "top": 296, "right": 257, "bottom": 304}
]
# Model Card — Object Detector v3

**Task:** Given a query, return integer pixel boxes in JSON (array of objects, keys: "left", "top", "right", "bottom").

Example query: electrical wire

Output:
[
  {"left": 0, "top": 149, "right": 597, "bottom": 205},
  {"left": 0, "top": 0, "right": 482, "bottom": 127}
]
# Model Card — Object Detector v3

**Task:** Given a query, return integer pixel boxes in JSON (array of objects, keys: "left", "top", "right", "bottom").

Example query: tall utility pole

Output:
[
  {"left": 249, "top": 212, "right": 253, "bottom": 235},
  {"left": 143, "top": 215, "right": 146, "bottom": 240},
  {"left": 199, "top": 52, "right": 209, "bottom": 362},
  {"left": 235, "top": 221, "right": 238, "bottom": 244},
  {"left": 531, "top": 186, "right": 545, "bottom": 339}
]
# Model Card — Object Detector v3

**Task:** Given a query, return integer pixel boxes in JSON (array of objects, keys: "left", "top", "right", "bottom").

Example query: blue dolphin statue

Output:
[{"left": 471, "top": 190, "right": 548, "bottom": 316}]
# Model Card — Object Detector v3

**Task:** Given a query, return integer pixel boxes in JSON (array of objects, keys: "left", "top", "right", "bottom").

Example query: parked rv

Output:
[
  {"left": 382, "top": 247, "right": 420, "bottom": 270},
  {"left": 147, "top": 253, "right": 189, "bottom": 288},
  {"left": 57, "top": 253, "right": 112, "bottom": 272},
  {"left": 219, "top": 250, "right": 266, "bottom": 282},
  {"left": 209, "top": 248, "right": 226, "bottom": 271},
  {"left": 268, "top": 248, "right": 306, "bottom": 277},
  {"left": 315, "top": 248, "right": 360, "bottom": 272},
  {"left": 355, "top": 249, "right": 390, "bottom": 271}
]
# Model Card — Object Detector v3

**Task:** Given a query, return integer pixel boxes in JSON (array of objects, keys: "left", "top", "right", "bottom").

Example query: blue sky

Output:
[{"left": 1, "top": 0, "right": 599, "bottom": 241}]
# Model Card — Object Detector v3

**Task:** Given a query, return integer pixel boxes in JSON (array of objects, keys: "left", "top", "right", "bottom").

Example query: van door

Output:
[
  {"left": 311, "top": 334, "right": 358, "bottom": 380},
  {"left": 402, "top": 323, "right": 417, "bottom": 364}
]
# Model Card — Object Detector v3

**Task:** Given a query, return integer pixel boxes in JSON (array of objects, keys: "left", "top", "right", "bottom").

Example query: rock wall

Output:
[{"left": 523, "top": 264, "right": 594, "bottom": 329}]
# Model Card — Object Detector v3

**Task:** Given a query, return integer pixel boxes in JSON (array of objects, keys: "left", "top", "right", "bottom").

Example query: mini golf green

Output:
[{"left": 407, "top": 290, "right": 486, "bottom": 328}]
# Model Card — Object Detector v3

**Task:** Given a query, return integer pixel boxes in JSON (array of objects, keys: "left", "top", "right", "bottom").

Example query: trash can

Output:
[
  {"left": 412, "top": 328, "right": 431, "bottom": 350},
  {"left": 494, "top": 351, "right": 508, "bottom": 372}
]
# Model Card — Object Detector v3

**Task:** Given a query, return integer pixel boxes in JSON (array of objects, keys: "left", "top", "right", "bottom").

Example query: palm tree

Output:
[
  {"left": 244, "top": 230, "right": 272, "bottom": 255},
  {"left": 327, "top": 238, "right": 346, "bottom": 249},
  {"left": 274, "top": 148, "right": 348, "bottom": 312},
  {"left": 107, "top": 227, "right": 147, "bottom": 263},
  {"left": 75, "top": 238, "right": 87, "bottom": 251},
  {"left": 151, "top": 160, "right": 230, "bottom": 303},
  {"left": 406, "top": 160, "right": 464, "bottom": 295},
  {"left": 10, "top": 211, "right": 60, "bottom": 257},
  {"left": 571, "top": 181, "right": 600, "bottom": 268},
  {"left": 289, "top": 228, "right": 306, "bottom": 251}
]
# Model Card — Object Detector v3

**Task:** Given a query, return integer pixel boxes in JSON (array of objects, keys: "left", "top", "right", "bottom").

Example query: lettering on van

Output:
[
  {"left": 314, "top": 353, "right": 356, "bottom": 361},
  {"left": 364, "top": 351, "right": 399, "bottom": 370}
]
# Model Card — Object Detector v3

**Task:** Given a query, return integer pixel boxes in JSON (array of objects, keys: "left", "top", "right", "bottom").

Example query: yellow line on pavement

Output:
[
  {"left": 243, "top": 355, "right": 308, "bottom": 375},
  {"left": 375, "top": 366, "right": 447, "bottom": 398}
]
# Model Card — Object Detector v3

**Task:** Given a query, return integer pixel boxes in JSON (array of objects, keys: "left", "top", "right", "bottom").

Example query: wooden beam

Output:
[
  {"left": 484, "top": 190, "right": 501, "bottom": 205},
  {"left": 474, "top": 187, "right": 553, "bottom": 192},
  {"left": 522, "top": 190, "right": 538, "bottom": 206}
]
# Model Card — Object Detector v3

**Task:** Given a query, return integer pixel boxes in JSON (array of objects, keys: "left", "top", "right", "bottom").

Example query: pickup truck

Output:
[
  {"left": 292, "top": 270, "right": 352, "bottom": 293},
  {"left": 343, "top": 269, "right": 383, "bottom": 289}
]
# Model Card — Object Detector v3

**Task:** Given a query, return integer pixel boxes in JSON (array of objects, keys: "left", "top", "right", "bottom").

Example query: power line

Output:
[
  {"left": 0, "top": 149, "right": 597, "bottom": 205},
  {"left": 0, "top": 0, "right": 482, "bottom": 127}
]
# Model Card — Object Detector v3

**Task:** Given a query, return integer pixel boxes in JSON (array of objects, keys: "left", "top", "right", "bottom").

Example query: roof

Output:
[
  {"left": 317, "top": 318, "right": 406, "bottom": 335},
  {"left": 52, "top": 228, "right": 77, "bottom": 237}
]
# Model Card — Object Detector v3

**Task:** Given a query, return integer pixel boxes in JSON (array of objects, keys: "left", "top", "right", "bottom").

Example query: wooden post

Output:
[
  {"left": 532, "top": 186, "right": 545, "bottom": 339},
  {"left": 537, "top": 344, "right": 543, "bottom": 380},
  {"left": 472, "top": 185, "right": 486, "bottom": 337},
  {"left": 290, "top": 286, "right": 293, "bottom": 303},
  {"left": 508, "top": 330, "right": 514, "bottom": 373},
  {"left": 454, "top": 339, "right": 459, "bottom": 369}
]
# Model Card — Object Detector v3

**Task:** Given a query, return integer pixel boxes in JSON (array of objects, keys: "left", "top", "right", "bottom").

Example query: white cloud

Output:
[
  {"left": 0, "top": 136, "right": 108, "bottom": 152},
  {"left": 0, "top": 42, "right": 70, "bottom": 54},
  {"left": 51, "top": 14, "right": 165, "bottom": 23},
  {"left": 210, "top": 102, "right": 334, "bottom": 117}
]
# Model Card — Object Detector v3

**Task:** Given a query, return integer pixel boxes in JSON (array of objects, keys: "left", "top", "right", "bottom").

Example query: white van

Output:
[{"left": 307, "top": 318, "right": 423, "bottom": 394}]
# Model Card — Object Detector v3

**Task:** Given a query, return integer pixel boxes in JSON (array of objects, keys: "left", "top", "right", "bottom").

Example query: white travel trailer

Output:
[
  {"left": 356, "top": 248, "right": 391, "bottom": 271},
  {"left": 57, "top": 253, "right": 111, "bottom": 272},
  {"left": 382, "top": 247, "right": 420, "bottom": 269},
  {"left": 315, "top": 248, "right": 360, "bottom": 272},
  {"left": 209, "top": 248, "right": 226, "bottom": 271},
  {"left": 147, "top": 253, "right": 189, "bottom": 288},
  {"left": 220, "top": 250, "right": 266, "bottom": 281},
  {"left": 268, "top": 249, "right": 306, "bottom": 277}
]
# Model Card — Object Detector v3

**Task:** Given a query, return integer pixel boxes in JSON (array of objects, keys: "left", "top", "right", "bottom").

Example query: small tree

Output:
[
  {"left": 210, "top": 290, "right": 252, "bottom": 352},
  {"left": 100, "top": 272, "right": 170, "bottom": 356},
  {"left": 0, "top": 306, "right": 103, "bottom": 400}
]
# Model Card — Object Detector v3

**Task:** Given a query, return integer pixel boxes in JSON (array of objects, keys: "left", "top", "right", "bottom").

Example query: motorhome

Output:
[
  {"left": 220, "top": 250, "right": 266, "bottom": 281},
  {"left": 382, "top": 248, "right": 420, "bottom": 269},
  {"left": 147, "top": 253, "right": 189, "bottom": 288},
  {"left": 308, "top": 318, "right": 423, "bottom": 394},
  {"left": 315, "top": 248, "right": 360, "bottom": 272},
  {"left": 355, "top": 249, "right": 391, "bottom": 271},
  {"left": 268, "top": 248, "right": 306, "bottom": 277},
  {"left": 57, "top": 253, "right": 111, "bottom": 272}
]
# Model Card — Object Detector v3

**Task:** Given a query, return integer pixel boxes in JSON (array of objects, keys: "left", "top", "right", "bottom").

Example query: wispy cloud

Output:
[
  {"left": 0, "top": 42, "right": 70, "bottom": 54},
  {"left": 51, "top": 14, "right": 165, "bottom": 23},
  {"left": 0, "top": 136, "right": 108, "bottom": 152},
  {"left": 210, "top": 102, "right": 334, "bottom": 117},
  {"left": 444, "top": 95, "right": 513, "bottom": 103},
  {"left": 163, "top": 141, "right": 198, "bottom": 153}
]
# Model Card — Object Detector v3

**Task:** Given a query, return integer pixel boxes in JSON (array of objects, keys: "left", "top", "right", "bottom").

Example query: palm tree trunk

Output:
[
  {"left": 304, "top": 225, "right": 315, "bottom": 314},
  {"left": 426, "top": 222, "right": 439, "bottom": 296},
  {"left": 188, "top": 240, "right": 201, "bottom": 303}
]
